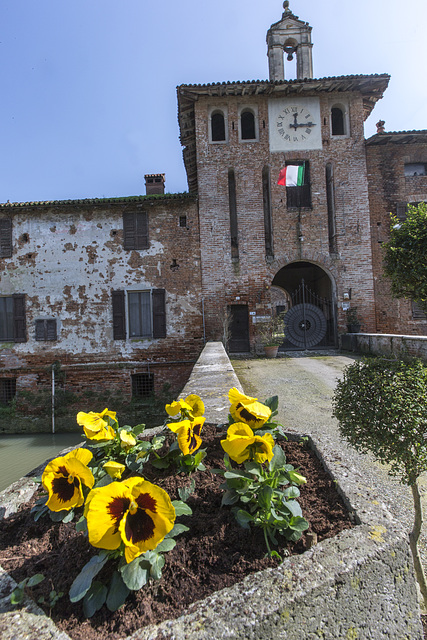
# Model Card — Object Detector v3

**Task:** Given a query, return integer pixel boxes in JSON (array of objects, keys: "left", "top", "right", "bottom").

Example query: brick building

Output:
[{"left": 0, "top": 1, "right": 426, "bottom": 410}]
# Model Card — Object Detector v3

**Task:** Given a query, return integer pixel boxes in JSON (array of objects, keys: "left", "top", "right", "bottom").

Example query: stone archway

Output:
[{"left": 271, "top": 261, "right": 337, "bottom": 349}]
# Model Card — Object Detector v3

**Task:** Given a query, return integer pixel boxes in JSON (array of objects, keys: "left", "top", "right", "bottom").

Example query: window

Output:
[
  {"left": 0, "top": 378, "right": 16, "bottom": 406},
  {"left": 404, "top": 163, "right": 426, "bottom": 177},
  {"left": 0, "top": 295, "right": 26, "bottom": 342},
  {"left": 286, "top": 161, "right": 311, "bottom": 208},
  {"left": 35, "top": 319, "right": 57, "bottom": 341},
  {"left": 240, "top": 109, "right": 256, "bottom": 140},
  {"left": 132, "top": 373, "right": 154, "bottom": 399},
  {"left": 123, "top": 211, "right": 148, "bottom": 250},
  {"left": 112, "top": 289, "right": 166, "bottom": 340},
  {"left": 331, "top": 107, "right": 345, "bottom": 135},
  {"left": 0, "top": 219, "right": 12, "bottom": 258},
  {"left": 326, "top": 163, "right": 337, "bottom": 253},
  {"left": 412, "top": 301, "right": 427, "bottom": 320},
  {"left": 179, "top": 216, "right": 187, "bottom": 228},
  {"left": 210, "top": 110, "right": 226, "bottom": 142}
]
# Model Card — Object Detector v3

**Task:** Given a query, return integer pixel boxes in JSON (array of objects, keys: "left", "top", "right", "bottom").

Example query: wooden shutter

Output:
[
  {"left": 152, "top": 289, "right": 166, "bottom": 338},
  {"left": 46, "top": 319, "right": 57, "bottom": 341},
  {"left": 286, "top": 161, "right": 311, "bottom": 208},
  {"left": 13, "top": 294, "right": 26, "bottom": 343},
  {"left": 35, "top": 319, "right": 45, "bottom": 341},
  {"left": 0, "top": 219, "right": 12, "bottom": 258},
  {"left": 123, "top": 212, "right": 148, "bottom": 250},
  {"left": 112, "top": 290, "right": 126, "bottom": 340}
]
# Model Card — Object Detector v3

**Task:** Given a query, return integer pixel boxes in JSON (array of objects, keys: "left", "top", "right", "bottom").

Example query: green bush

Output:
[{"left": 333, "top": 356, "right": 427, "bottom": 607}]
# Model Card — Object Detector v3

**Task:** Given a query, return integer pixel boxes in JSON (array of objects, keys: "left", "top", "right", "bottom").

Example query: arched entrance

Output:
[{"left": 271, "top": 261, "right": 337, "bottom": 350}]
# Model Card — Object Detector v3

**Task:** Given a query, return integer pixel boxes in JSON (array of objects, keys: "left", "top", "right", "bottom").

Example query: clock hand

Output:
[
  {"left": 289, "top": 121, "right": 316, "bottom": 129},
  {"left": 290, "top": 113, "right": 299, "bottom": 131}
]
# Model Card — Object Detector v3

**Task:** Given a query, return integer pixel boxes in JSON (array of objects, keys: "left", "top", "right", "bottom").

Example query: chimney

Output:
[{"left": 145, "top": 173, "right": 165, "bottom": 195}]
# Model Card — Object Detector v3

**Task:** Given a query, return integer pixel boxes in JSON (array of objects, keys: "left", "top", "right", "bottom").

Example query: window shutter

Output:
[
  {"left": 13, "top": 294, "right": 26, "bottom": 343},
  {"left": 135, "top": 212, "right": 149, "bottom": 249},
  {"left": 112, "top": 290, "right": 126, "bottom": 340},
  {"left": 35, "top": 319, "right": 45, "bottom": 341},
  {"left": 46, "top": 319, "right": 57, "bottom": 341},
  {"left": 123, "top": 212, "right": 136, "bottom": 250},
  {"left": 0, "top": 219, "right": 12, "bottom": 258},
  {"left": 152, "top": 289, "right": 166, "bottom": 338},
  {"left": 123, "top": 212, "right": 148, "bottom": 250}
]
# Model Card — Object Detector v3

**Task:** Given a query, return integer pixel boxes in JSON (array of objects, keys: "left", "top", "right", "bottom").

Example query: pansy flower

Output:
[
  {"left": 85, "top": 477, "right": 176, "bottom": 563},
  {"left": 119, "top": 429, "right": 136, "bottom": 451},
  {"left": 167, "top": 416, "right": 205, "bottom": 455},
  {"left": 165, "top": 395, "right": 204, "bottom": 419},
  {"left": 42, "top": 448, "right": 94, "bottom": 512},
  {"left": 76, "top": 408, "right": 117, "bottom": 441},
  {"left": 228, "top": 387, "right": 271, "bottom": 429},
  {"left": 103, "top": 461, "right": 126, "bottom": 479},
  {"left": 221, "top": 422, "right": 275, "bottom": 464}
]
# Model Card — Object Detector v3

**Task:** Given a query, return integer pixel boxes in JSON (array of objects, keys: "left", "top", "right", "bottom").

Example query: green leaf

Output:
[
  {"left": 76, "top": 516, "right": 88, "bottom": 533},
  {"left": 234, "top": 509, "right": 254, "bottom": 530},
  {"left": 10, "top": 588, "right": 24, "bottom": 605},
  {"left": 62, "top": 510, "right": 75, "bottom": 524},
  {"left": 287, "top": 470, "right": 307, "bottom": 485},
  {"left": 106, "top": 571, "right": 130, "bottom": 612},
  {"left": 155, "top": 538, "right": 176, "bottom": 553},
  {"left": 283, "top": 486, "right": 300, "bottom": 499},
  {"left": 264, "top": 395, "right": 279, "bottom": 413},
  {"left": 269, "top": 445, "right": 285, "bottom": 471},
  {"left": 282, "top": 499, "right": 303, "bottom": 518},
  {"left": 27, "top": 573, "right": 45, "bottom": 588},
  {"left": 171, "top": 500, "right": 192, "bottom": 516},
  {"left": 94, "top": 474, "right": 114, "bottom": 488},
  {"left": 147, "top": 553, "right": 165, "bottom": 581},
  {"left": 221, "top": 489, "right": 240, "bottom": 506},
  {"left": 288, "top": 516, "right": 309, "bottom": 532},
  {"left": 120, "top": 557, "right": 150, "bottom": 591},
  {"left": 224, "top": 469, "right": 254, "bottom": 481},
  {"left": 166, "top": 523, "right": 189, "bottom": 537},
  {"left": 50, "top": 509, "right": 72, "bottom": 522},
  {"left": 69, "top": 552, "right": 109, "bottom": 603},
  {"left": 133, "top": 423, "right": 146, "bottom": 435},
  {"left": 151, "top": 457, "right": 172, "bottom": 469},
  {"left": 178, "top": 479, "right": 195, "bottom": 502},
  {"left": 83, "top": 581, "right": 107, "bottom": 618},
  {"left": 258, "top": 485, "right": 273, "bottom": 510}
]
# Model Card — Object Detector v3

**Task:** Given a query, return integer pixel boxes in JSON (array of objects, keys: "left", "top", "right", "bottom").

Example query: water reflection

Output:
[{"left": 0, "top": 433, "right": 83, "bottom": 492}]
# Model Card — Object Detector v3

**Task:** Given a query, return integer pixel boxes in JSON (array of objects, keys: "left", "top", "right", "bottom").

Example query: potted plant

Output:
[
  {"left": 346, "top": 306, "right": 361, "bottom": 333},
  {"left": 258, "top": 312, "right": 285, "bottom": 358}
]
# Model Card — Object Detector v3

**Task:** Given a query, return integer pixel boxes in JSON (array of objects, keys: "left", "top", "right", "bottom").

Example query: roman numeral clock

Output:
[{"left": 268, "top": 97, "right": 322, "bottom": 151}]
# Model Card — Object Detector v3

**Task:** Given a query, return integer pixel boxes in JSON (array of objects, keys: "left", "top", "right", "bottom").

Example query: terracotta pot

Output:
[{"left": 264, "top": 345, "right": 279, "bottom": 358}]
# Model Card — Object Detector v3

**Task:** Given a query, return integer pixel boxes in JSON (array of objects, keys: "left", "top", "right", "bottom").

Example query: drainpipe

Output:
[{"left": 51, "top": 364, "right": 55, "bottom": 434}]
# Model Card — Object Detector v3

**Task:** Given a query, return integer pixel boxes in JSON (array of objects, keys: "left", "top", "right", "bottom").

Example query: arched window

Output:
[
  {"left": 331, "top": 107, "right": 345, "bottom": 136},
  {"left": 211, "top": 111, "right": 226, "bottom": 142},
  {"left": 241, "top": 109, "right": 256, "bottom": 140}
]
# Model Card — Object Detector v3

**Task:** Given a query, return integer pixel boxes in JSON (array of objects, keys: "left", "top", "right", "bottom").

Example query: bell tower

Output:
[{"left": 267, "top": 1, "right": 313, "bottom": 81}]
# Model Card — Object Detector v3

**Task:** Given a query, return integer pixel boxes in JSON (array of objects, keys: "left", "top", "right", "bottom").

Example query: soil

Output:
[{"left": 0, "top": 424, "right": 353, "bottom": 640}]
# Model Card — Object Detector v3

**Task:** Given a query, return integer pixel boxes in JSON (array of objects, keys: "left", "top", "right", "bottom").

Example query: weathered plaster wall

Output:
[{"left": 0, "top": 196, "right": 203, "bottom": 402}]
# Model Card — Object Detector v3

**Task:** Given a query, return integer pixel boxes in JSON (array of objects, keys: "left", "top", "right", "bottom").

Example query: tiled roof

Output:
[
  {"left": 0, "top": 192, "right": 196, "bottom": 209},
  {"left": 366, "top": 130, "right": 427, "bottom": 145}
]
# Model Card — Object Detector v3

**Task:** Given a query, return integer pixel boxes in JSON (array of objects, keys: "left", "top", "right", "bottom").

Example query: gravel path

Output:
[{"left": 231, "top": 352, "right": 427, "bottom": 606}]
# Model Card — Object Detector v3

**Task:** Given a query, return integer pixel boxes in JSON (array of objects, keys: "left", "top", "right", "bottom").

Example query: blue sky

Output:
[{"left": 1, "top": 0, "right": 426, "bottom": 203}]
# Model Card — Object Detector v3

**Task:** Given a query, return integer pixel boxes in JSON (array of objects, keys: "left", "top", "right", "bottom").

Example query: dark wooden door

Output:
[{"left": 228, "top": 305, "right": 250, "bottom": 352}]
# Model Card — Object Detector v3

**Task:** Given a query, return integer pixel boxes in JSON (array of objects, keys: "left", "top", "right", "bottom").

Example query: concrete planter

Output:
[
  {"left": 264, "top": 345, "right": 279, "bottom": 358},
  {"left": 0, "top": 343, "right": 423, "bottom": 640}
]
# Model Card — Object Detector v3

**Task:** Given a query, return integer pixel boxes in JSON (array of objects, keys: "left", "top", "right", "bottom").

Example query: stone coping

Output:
[{"left": 0, "top": 341, "right": 423, "bottom": 639}]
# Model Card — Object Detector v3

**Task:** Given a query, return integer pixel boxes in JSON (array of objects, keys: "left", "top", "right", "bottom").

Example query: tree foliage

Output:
[
  {"left": 333, "top": 356, "right": 427, "bottom": 486},
  {"left": 383, "top": 202, "right": 427, "bottom": 312}
]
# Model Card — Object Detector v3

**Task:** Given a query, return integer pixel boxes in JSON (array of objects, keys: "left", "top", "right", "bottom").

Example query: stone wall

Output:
[{"left": 341, "top": 331, "right": 427, "bottom": 362}]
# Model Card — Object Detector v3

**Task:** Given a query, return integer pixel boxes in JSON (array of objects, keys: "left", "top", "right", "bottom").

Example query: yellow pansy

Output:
[
  {"left": 221, "top": 422, "right": 275, "bottom": 464},
  {"left": 76, "top": 408, "right": 117, "bottom": 441},
  {"left": 184, "top": 394, "right": 205, "bottom": 418},
  {"left": 228, "top": 387, "right": 271, "bottom": 429},
  {"left": 119, "top": 429, "right": 136, "bottom": 451},
  {"left": 85, "top": 477, "right": 176, "bottom": 563},
  {"left": 42, "top": 448, "right": 94, "bottom": 512},
  {"left": 103, "top": 461, "right": 126, "bottom": 479},
  {"left": 167, "top": 416, "right": 205, "bottom": 455}
]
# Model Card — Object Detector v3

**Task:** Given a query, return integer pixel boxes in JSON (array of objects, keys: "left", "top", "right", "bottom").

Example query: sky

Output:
[{"left": 1, "top": 0, "right": 426, "bottom": 204}]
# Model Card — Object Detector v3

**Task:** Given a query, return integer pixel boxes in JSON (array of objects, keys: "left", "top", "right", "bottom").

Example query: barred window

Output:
[
  {"left": 132, "top": 373, "right": 154, "bottom": 399},
  {"left": 35, "top": 319, "right": 57, "bottom": 341},
  {"left": 0, "top": 378, "right": 16, "bottom": 406}
]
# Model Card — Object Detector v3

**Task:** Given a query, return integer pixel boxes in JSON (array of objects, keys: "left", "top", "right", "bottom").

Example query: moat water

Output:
[{"left": 0, "top": 433, "right": 83, "bottom": 492}]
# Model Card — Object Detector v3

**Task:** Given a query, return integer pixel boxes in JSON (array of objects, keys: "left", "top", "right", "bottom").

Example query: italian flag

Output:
[{"left": 277, "top": 165, "right": 305, "bottom": 187}]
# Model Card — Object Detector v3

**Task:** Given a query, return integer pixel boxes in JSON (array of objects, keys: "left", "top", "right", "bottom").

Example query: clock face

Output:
[
  {"left": 268, "top": 98, "right": 322, "bottom": 151},
  {"left": 276, "top": 105, "right": 316, "bottom": 145}
]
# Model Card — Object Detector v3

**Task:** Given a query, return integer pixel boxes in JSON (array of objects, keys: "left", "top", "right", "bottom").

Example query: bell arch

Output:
[{"left": 271, "top": 261, "right": 337, "bottom": 349}]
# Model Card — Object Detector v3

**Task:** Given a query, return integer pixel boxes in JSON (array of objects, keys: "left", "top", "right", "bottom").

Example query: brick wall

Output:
[{"left": 366, "top": 134, "right": 427, "bottom": 334}]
